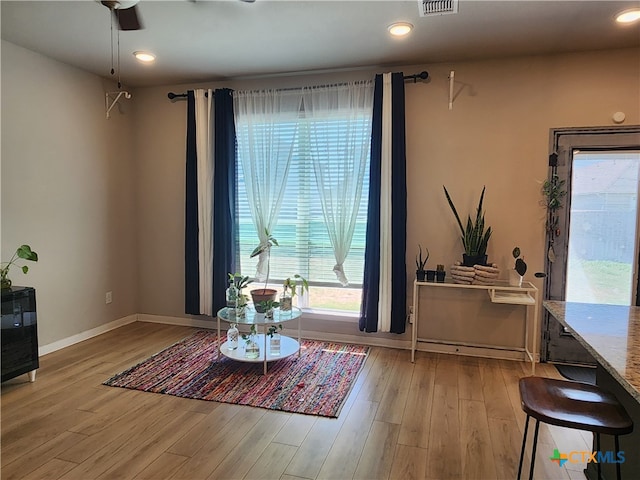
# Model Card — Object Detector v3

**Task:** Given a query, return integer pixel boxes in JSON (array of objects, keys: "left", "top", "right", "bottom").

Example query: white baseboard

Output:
[
  {"left": 39, "top": 313, "right": 539, "bottom": 366},
  {"left": 138, "top": 313, "right": 412, "bottom": 351},
  {"left": 136, "top": 313, "right": 218, "bottom": 329},
  {"left": 39, "top": 314, "right": 138, "bottom": 356}
]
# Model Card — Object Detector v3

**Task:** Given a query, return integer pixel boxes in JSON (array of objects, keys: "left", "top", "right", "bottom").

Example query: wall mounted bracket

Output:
[{"left": 105, "top": 90, "right": 132, "bottom": 119}]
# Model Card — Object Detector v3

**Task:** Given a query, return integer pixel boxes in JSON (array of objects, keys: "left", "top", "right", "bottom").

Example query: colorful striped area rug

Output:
[{"left": 103, "top": 330, "right": 369, "bottom": 418}]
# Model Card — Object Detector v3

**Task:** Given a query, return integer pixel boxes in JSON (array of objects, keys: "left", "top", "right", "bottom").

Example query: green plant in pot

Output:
[
  {"left": 258, "top": 299, "right": 280, "bottom": 319},
  {"left": 226, "top": 273, "right": 253, "bottom": 318},
  {"left": 1, "top": 245, "right": 38, "bottom": 290},
  {"left": 541, "top": 173, "right": 567, "bottom": 263},
  {"left": 249, "top": 229, "right": 279, "bottom": 313},
  {"left": 443, "top": 185, "right": 492, "bottom": 267},
  {"left": 415, "top": 245, "right": 429, "bottom": 281},
  {"left": 280, "top": 274, "right": 309, "bottom": 311},
  {"left": 241, "top": 324, "right": 260, "bottom": 359},
  {"left": 436, "top": 264, "right": 446, "bottom": 283},
  {"left": 267, "top": 324, "right": 283, "bottom": 356}
]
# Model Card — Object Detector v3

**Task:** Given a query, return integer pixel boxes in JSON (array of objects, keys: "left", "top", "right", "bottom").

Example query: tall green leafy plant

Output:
[{"left": 443, "top": 186, "right": 492, "bottom": 258}]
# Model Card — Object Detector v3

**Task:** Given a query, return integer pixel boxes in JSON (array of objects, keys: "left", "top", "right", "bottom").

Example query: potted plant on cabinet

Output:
[
  {"left": 280, "top": 274, "right": 309, "bottom": 311},
  {"left": 509, "top": 247, "right": 527, "bottom": 287},
  {"left": 249, "top": 229, "right": 279, "bottom": 312},
  {"left": 1, "top": 244, "right": 38, "bottom": 290},
  {"left": 443, "top": 185, "right": 492, "bottom": 266},
  {"left": 415, "top": 245, "right": 429, "bottom": 281}
]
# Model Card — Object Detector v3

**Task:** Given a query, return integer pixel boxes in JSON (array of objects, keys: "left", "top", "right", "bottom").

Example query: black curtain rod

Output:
[{"left": 167, "top": 71, "right": 429, "bottom": 100}]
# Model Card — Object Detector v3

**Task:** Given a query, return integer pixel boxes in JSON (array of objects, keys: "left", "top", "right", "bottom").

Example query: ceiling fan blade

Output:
[{"left": 116, "top": 5, "right": 142, "bottom": 31}]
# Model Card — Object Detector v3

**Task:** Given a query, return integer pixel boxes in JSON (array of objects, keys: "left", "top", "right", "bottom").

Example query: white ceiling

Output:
[{"left": 2, "top": 0, "right": 639, "bottom": 88}]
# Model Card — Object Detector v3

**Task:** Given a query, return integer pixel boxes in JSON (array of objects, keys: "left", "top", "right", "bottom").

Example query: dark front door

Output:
[{"left": 542, "top": 127, "right": 640, "bottom": 364}]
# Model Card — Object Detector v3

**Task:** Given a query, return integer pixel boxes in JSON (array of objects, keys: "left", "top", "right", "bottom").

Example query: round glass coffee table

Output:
[{"left": 216, "top": 306, "right": 302, "bottom": 374}]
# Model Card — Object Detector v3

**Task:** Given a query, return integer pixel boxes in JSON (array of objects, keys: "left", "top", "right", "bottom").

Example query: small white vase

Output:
[
  {"left": 245, "top": 335, "right": 260, "bottom": 359},
  {"left": 227, "top": 324, "right": 239, "bottom": 350},
  {"left": 508, "top": 269, "right": 523, "bottom": 287},
  {"left": 269, "top": 333, "right": 281, "bottom": 356}
]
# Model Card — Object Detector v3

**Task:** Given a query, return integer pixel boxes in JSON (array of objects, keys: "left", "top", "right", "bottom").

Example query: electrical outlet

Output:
[{"left": 106, "top": 291, "right": 113, "bottom": 304}]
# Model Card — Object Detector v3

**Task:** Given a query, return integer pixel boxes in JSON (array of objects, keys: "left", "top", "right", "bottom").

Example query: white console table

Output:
[{"left": 411, "top": 280, "right": 539, "bottom": 373}]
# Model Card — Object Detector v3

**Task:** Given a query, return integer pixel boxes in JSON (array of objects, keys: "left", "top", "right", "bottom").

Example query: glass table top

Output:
[{"left": 217, "top": 306, "right": 302, "bottom": 325}]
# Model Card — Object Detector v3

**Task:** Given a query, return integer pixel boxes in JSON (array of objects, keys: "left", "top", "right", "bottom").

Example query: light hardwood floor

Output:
[{"left": 1, "top": 321, "right": 591, "bottom": 480}]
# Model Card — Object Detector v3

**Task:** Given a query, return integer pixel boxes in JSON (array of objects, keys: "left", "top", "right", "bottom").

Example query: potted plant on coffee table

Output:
[
  {"left": 266, "top": 323, "right": 283, "bottom": 355},
  {"left": 226, "top": 273, "right": 253, "bottom": 319},
  {"left": 280, "top": 274, "right": 309, "bottom": 311},
  {"left": 250, "top": 229, "right": 279, "bottom": 312},
  {"left": 241, "top": 324, "right": 260, "bottom": 359}
]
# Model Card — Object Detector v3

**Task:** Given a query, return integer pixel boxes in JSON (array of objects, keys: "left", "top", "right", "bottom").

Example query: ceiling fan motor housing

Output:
[{"left": 101, "top": 1, "right": 139, "bottom": 10}]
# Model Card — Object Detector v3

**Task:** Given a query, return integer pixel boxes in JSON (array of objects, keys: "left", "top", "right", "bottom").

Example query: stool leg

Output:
[
  {"left": 517, "top": 415, "right": 530, "bottom": 480},
  {"left": 596, "top": 433, "right": 601, "bottom": 480},
  {"left": 614, "top": 435, "right": 621, "bottom": 480},
  {"left": 529, "top": 420, "right": 540, "bottom": 480}
]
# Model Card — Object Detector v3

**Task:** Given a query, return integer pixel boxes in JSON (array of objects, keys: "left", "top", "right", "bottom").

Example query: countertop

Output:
[{"left": 544, "top": 300, "right": 640, "bottom": 403}]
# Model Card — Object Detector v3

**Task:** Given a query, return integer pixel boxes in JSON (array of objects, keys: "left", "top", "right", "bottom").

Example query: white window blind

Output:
[{"left": 236, "top": 113, "right": 370, "bottom": 290}]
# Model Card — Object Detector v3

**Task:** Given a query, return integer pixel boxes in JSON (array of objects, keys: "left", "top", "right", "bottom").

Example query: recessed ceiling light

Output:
[
  {"left": 133, "top": 51, "right": 156, "bottom": 63},
  {"left": 388, "top": 22, "right": 413, "bottom": 37},
  {"left": 616, "top": 9, "right": 640, "bottom": 24}
]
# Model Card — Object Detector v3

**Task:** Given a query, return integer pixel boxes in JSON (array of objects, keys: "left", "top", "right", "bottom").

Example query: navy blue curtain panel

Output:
[
  {"left": 390, "top": 72, "right": 407, "bottom": 334},
  {"left": 359, "top": 72, "right": 407, "bottom": 333},
  {"left": 211, "top": 88, "right": 237, "bottom": 312},
  {"left": 185, "top": 91, "right": 200, "bottom": 314}
]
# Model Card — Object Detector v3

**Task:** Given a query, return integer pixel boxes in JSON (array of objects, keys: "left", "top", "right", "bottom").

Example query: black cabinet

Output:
[{"left": 1, "top": 286, "right": 39, "bottom": 382}]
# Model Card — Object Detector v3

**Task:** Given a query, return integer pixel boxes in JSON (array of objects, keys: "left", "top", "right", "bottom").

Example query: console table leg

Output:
[{"left": 27, "top": 370, "right": 36, "bottom": 382}]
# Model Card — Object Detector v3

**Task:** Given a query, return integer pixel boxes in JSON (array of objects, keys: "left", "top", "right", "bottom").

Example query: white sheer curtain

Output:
[
  {"left": 233, "top": 89, "right": 303, "bottom": 280},
  {"left": 195, "top": 89, "right": 214, "bottom": 314},
  {"left": 302, "top": 82, "right": 374, "bottom": 285}
]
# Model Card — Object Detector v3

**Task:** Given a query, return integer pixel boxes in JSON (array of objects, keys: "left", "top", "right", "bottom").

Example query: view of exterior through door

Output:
[
  {"left": 565, "top": 151, "right": 640, "bottom": 306},
  {"left": 543, "top": 127, "right": 640, "bottom": 364}
]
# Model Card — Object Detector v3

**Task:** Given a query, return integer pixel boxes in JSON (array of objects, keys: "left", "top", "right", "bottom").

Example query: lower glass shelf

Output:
[{"left": 219, "top": 334, "right": 299, "bottom": 363}]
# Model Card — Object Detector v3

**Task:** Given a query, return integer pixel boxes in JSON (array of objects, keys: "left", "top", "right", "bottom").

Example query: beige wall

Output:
[
  {"left": 133, "top": 47, "right": 639, "bottom": 345},
  {"left": 1, "top": 41, "right": 138, "bottom": 346},
  {"left": 2, "top": 40, "right": 639, "bottom": 349}
]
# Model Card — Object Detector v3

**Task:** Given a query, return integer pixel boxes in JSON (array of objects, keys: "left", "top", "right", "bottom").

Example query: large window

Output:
[{"left": 236, "top": 114, "right": 371, "bottom": 313}]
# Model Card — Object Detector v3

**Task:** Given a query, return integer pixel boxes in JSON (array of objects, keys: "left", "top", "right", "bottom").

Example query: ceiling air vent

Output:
[{"left": 419, "top": 0, "right": 458, "bottom": 17}]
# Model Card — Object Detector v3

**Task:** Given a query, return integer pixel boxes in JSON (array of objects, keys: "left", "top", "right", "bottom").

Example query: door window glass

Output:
[{"left": 565, "top": 150, "right": 640, "bottom": 305}]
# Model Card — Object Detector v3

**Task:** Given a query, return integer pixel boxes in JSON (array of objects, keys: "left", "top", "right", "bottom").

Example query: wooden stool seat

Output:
[
  {"left": 517, "top": 376, "right": 633, "bottom": 480},
  {"left": 519, "top": 376, "right": 633, "bottom": 435}
]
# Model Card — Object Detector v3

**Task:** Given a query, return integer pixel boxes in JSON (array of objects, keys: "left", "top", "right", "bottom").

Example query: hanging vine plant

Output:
[{"left": 541, "top": 173, "right": 567, "bottom": 262}]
